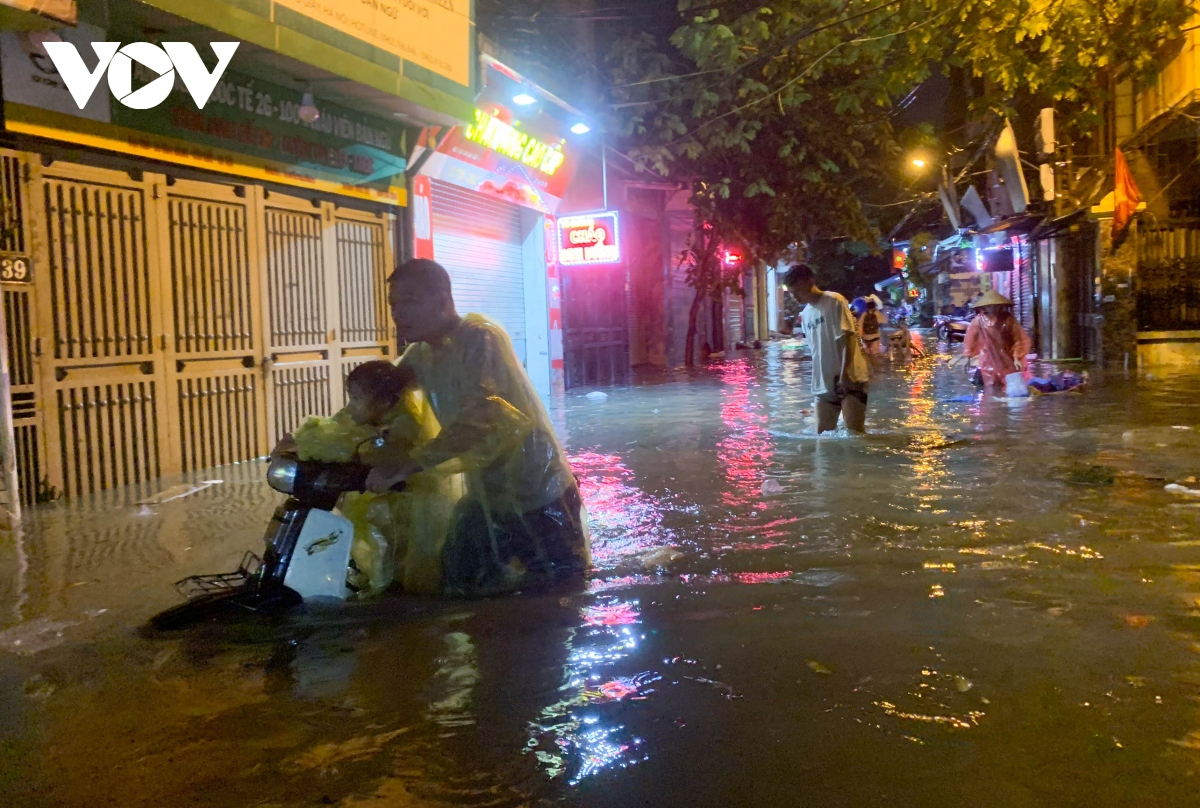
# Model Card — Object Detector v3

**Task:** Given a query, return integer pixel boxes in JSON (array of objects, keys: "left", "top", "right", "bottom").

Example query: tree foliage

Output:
[{"left": 612, "top": 0, "right": 1192, "bottom": 260}]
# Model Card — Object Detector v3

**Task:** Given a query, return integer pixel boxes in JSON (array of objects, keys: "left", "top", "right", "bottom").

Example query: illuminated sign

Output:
[
  {"left": 558, "top": 212, "right": 620, "bottom": 265},
  {"left": 464, "top": 109, "right": 566, "bottom": 176}
]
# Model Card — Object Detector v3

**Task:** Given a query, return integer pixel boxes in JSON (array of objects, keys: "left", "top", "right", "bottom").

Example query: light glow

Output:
[{"left": 513, "top": 92, "right": 537, "bottom": 106}]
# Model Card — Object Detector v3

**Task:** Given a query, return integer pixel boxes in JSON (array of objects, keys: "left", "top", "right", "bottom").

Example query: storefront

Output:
[
  {"left": 0, "top": 0, "right": 475, "bottom": 502},
  {"left": 408, "top": 56, "right": 588, "bottom": 398}
]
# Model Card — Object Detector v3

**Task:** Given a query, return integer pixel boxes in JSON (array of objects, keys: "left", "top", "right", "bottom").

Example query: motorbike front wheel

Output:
[{"left": 147, "top": 583, "right": 303, "bottom": 631}]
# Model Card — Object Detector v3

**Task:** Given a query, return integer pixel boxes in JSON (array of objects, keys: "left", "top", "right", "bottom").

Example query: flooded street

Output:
[{"left": 3, "top": 346, "right": 1200, "bottom": 807}]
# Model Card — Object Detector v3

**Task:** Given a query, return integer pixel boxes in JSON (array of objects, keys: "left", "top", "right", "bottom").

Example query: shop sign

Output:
[
  {"left": 463, "top": 108, "right": 565, "bottom": 176},
  {"left": 558, "top": 212, "right": 620, "bottom": 265},
  {"left": 413, "top": 120, "right": 576, "bottom": 213},
  {"left": 410, "top": 61, "right": 578, "bottom": 213},
  {"left": 1, "top": 26, "right": 409, "bottom": 204},
  {"left": 272, "top": 0, "right": 471, "bottom": 88}
]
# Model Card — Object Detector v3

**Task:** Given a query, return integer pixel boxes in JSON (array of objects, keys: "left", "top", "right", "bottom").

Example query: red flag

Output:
[{"left": 1113, "top": 148, "right": 1142, "bottom": 244}]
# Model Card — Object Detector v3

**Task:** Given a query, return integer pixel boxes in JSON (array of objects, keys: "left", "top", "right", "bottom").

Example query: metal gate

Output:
[
  {"left": 334, "top": 212, "right": 395, "bottom": 386},
  {"left": 1137, "top": 221, "right": 1200, "bottom": 332},
  {"left": 262, "top": 193, "right": 395, "bottom": 445},
  {"left": 13, "top": 154, "right": 395, "bottom": 500},
  {"left": 33, "top": 162, "right": 170, "bottom": 499},
  {"left": 561, "top": 265, "right": 631, "bottom": 389},
  {"left": 160, "top": 179, "right": 268, "bottom": 472},
  {"left": 1, "top": 149, "right": 42, "bottom": 505}
]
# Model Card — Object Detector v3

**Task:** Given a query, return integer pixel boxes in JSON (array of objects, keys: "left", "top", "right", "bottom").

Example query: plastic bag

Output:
[
  {"left": 293, "top": 412, "right": 378, "bottom": 463},
  {"left": 294, "top": 389, "right": 466, "bottom": 595},
  {"left": 1005, "top": 372, "right": 1030, "bottom": 398},
  {"left": 339, "top": 491, "right": 400, "bottom": 595}
]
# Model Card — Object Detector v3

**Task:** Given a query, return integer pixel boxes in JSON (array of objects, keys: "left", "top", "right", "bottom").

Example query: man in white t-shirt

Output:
[{"left": 783, "top": 264, "right": 871, "bottom": 433}]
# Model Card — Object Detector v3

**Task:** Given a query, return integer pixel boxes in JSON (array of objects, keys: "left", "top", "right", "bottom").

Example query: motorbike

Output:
[
  {"left": 934, "top": 313, "right": 972, "bottom": 343},
  {"left": 148, "top": 455, "right": 401, "bottom": 631}
]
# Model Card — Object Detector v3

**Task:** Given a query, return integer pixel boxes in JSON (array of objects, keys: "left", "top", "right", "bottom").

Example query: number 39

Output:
[{"left": 0, "top": 257, "right": 30, "bottom": 282}]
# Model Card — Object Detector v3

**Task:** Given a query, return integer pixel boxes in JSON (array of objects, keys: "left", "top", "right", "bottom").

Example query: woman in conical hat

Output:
[{"left": 956, "top": 290, "right": 1031, "bottom": 387}]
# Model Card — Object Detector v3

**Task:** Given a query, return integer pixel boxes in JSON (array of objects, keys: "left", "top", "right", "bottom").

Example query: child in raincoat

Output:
[
  {"left": 291, "top": 360, "right": 462, "bottom": 595},
  {"left": 954, "top": 290, "right": 1032, "bottom": 387}
]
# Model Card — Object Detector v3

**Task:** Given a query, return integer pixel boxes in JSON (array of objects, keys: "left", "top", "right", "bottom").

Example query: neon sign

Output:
[
  {"left": 558, "top": 212, "right": 621, "bottom": 265},
  {"left": 464, "top": 109, "right": 566, "bottom": 176}
]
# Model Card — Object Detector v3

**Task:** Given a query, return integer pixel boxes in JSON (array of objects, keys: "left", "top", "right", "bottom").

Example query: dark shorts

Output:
[
  {"left": 817, "top": 380, "right": 869, "bottom": 407},
  {"left": 442, "top": 485, "right": 589, "bottom": 597}
]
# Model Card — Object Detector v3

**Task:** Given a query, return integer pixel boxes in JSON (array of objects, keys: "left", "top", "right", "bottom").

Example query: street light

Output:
[{"left": 911, "top": 157, "right": 926, "bottom": 169}]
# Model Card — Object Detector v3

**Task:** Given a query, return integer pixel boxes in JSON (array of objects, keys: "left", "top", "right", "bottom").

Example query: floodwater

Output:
[{"left": 3, "top": 345, "right": 1200, "bottom": 807}]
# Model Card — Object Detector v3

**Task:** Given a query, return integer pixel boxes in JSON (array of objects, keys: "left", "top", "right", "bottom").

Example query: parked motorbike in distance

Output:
[
  {"left": 147, "top": 455, "right": 402, "bottom": 631},
  {"left": 934, "top": 312, "right": 973, "bottom": 343}
]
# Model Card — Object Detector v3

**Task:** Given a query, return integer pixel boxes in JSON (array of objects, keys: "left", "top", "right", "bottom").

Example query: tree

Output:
[{"left": 611, "top": 0, "right": 1192, "bottom": 361}]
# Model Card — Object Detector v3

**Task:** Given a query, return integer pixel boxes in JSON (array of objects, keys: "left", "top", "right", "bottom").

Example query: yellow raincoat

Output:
[
  {"left": 397, "top": 314, "right": 590, "bottom": 595},
  {"left": 292, "top": 390, "right": 463, "bottom": 595}
]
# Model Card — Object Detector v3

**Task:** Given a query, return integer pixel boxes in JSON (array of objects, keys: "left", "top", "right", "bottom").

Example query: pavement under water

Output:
[{"left": 2, "top": 346, "right": 1200, "bottom": 807}]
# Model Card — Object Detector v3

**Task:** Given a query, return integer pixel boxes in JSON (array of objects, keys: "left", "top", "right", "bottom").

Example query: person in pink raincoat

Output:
[{"left": 956, "top": 290, "right": 1031, "bottom": 387}]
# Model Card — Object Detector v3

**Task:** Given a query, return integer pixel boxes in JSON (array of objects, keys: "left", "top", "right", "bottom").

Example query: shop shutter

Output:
[
  {"left": 430, "top": 181, "right": 526, "bottom": 362},
  {"left": 1018, "top": 244, "right": 1035, "bottom": 334}
]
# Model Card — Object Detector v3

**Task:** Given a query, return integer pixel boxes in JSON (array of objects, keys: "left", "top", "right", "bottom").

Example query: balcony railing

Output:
[{"left": 1136, "top": 26, "right": 1200, "bottom": 131}]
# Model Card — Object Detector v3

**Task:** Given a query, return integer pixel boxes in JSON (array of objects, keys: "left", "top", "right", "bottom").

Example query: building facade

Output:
[
  {"left": 1100, "top": 19, "right": 1200, "bottom": 367},
  {"left": 0, "top": 0, "right": 475, "bottom": 503}
]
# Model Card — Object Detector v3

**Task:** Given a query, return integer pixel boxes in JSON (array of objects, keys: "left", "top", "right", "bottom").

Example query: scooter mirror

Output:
[{"left": 267, "top": 455, "right": 299, "bottom": 494}]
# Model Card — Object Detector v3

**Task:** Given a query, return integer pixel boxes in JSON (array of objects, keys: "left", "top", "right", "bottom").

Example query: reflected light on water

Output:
[
  {"left": 717, "top": 360, "right": 775, "bottom": 508},
  {"left": 570, "top": 451, "right": 675, "bottom": 568},
  {"left": 527, "top": 598, "right": 654, "bottom": 785},
  {"left": 900, "top": 364, "right": 953, "bottom": 506}
]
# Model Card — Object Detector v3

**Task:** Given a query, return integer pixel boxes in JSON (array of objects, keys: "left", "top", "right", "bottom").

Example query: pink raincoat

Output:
[{"left": 962, "top": 311, "right": 1031, "bottom": 386}]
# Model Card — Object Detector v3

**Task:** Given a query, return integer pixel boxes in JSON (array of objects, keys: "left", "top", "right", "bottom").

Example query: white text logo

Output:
[{"left": 43, "top": 42, "right": 239, "bottom": 110}]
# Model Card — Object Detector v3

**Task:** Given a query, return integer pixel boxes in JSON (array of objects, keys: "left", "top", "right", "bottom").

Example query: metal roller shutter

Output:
[
  {"left": 431, "top": 181, "right": 526, "bottom": 362},
  {"left": 1017, "top": 242, "right": 1035, "bottom": 334}
]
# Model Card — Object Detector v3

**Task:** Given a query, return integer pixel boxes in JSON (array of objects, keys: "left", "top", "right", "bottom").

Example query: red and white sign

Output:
[
  {"left": 557, "top": 212, "right": 620, "bottom": 266},
  {"left": 412, "top": 175, "right": 434, "bottom": 260}
]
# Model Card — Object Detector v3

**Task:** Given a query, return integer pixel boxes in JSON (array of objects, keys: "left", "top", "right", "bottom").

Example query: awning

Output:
[
  {"left": 1028, "top": 207, "right": 1091, "bottom": 241},
  {"left": 875, "top": 274, "right": 905, "bottom": 292},
  {"left": 972, "top": 212, "right": 1043, "bottom": 237}
]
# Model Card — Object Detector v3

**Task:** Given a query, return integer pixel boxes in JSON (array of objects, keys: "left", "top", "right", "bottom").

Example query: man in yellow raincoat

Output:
[{"left": 367, "top": 258, "right": 590, "bottom": 596}]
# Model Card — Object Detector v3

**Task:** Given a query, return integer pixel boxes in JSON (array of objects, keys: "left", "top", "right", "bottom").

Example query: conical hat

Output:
[{"left": 970, "top": 290, "right": 1012, "bottom": 308}]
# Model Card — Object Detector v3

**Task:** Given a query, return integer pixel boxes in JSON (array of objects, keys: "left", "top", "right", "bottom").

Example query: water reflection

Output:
[
  {"left": 6, "top": 355, "right": 1200, "bottom": 807},
  {"left": 898, "top": 362, "right": 953, "bottom": 512},
  {"left": 717, "top": 359, "right": 775, "bottom": 508},
  {"left": 526, "top": 597, "right": 655, "bottom": 784},
  {"left": 570, "top": 451, "right": 676, "bottom": 568},
  {"left": 428, "top": 631, "right": 480, "bottom": 728}
]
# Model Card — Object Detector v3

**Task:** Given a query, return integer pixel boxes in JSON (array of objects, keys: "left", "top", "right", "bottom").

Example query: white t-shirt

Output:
[{"left": 799, "top": 291, "right": 870, "bottom": 396}]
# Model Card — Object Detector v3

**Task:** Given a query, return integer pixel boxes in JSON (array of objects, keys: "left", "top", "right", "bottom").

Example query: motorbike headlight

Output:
[{"left": 266, "top": 456, "right": 299, "bottom": 494}]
